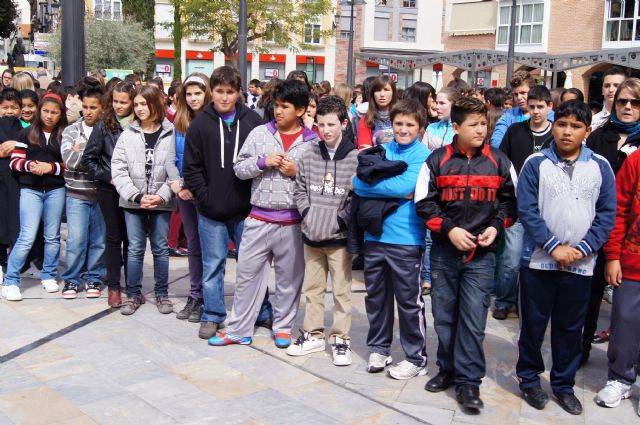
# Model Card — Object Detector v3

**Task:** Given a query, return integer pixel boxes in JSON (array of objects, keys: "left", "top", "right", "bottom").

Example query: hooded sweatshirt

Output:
[
  {"left": 182, "top": 102, "right": 263, "bottom": 222},
  {"left": 294, "top": 138, "right": 358, "bottom": 246},
  {"left": 61, "top": 118, "right": 98, "bottom": 200}
]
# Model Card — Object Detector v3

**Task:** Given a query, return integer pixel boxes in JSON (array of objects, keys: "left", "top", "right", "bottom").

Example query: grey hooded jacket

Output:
[{"left": 111, "top": 118, "right": 179, "bottom": 211}]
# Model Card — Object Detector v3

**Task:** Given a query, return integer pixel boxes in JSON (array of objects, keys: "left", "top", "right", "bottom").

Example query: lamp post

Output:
[
  {"left": 238, "top": 0, "right": 248, "bottom": 90},
  {"left": 339, "top": 0, "right": 366, "bottom": 87},
  {"left": 506, "top": 0, "right": 517, "bottom": 84},
  {"left": 61, "top": 0, "right": 84, "bottom": 86}
]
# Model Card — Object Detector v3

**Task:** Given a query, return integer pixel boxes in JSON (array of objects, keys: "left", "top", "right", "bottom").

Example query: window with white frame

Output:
[
  {"left": 403, "top": 0, "right": 416, "bottom": 7},
  {"left": 304, "top": 23, "right": 321, "bottom": 44},
  {"left": 401, "top": 27, "right": 416, "bottom": 42},
  {"left": 605, "top": 0, "right": 640, "bottom": 42},
  {"left": 95, "top": 0, "right": 122, "bottom": 20},
  {"left": 496, "top": 1, "right": 544, "bottom": 45}
]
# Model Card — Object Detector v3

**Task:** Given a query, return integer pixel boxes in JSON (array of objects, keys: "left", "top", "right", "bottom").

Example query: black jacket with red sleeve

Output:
[{"left": 415, "top": 139, "right": 517, "bottom": 250}]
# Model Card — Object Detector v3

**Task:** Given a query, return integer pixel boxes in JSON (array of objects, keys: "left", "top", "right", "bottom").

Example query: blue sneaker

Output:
[
  {"left": 273, "top": 332, "right": 291, "bottom": 348},
  {"left": 208, "top": 333, "right": 252, "bottom": 346}
]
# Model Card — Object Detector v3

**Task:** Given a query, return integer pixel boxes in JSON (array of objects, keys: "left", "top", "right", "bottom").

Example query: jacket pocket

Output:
[{"left": 302, "top": 205, "right": 341, "bottom": 242}]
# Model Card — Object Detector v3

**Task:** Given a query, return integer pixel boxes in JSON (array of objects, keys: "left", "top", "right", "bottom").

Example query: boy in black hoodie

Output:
[
  {"left": 494, "top": 85, "right": 554, "bottom": 321},
  {"left": 182, "top": 66, "right": 273, "bottom": 340}
]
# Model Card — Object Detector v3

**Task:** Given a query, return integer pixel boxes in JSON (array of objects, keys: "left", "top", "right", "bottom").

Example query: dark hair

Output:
[
  {"left": 554, "top": 99, "right": 592, "bottom": 127},
  {"left": 451, "top": 97, "right": 487, "bottom": 126},
  {"left": 133, "top": 85, "right": 165, "bottom": 124},
  {"left": 361, "top": 76, "right": 376, "bottom": 102},
  {"left": 447, "top": 77, "right": 472, "bottom": 96},
  {"left": 404, "top": 82, "right": 436, "bottom": 110},
  {"left": 168, "top": 79, "right": 181, "bottom": 98},
  {"left": 146, "top": 77, "right": 164, "bottom": 90},
  {"left": 365, "top": 74, "right": 397, "bottom": 128},
  {"left": 510, "top": 70, "right": 535, "bottom": 89},
  {"left": 103, "top": 80, "right": 136, "bottom": 132},
  {"left": 286, "top": 70, "right": 311, "bottom": 91},
  {"left": 2, "top": 68, "right": 14, "bottom": 78},
  {"left": 560, "top": 88, "right": 585, "bottom": 103},
  {"left": 80, "top": 87, "right": 104, "bottom": 102},
  {"left": 483, "top": 88, "right": 506, "bottom": 108},
  {"left": 19, "top": 89, "right": 38, "bottom": 105},
  {"left": 0, "top": 87, "right": 21, "bottom": 106},
  {"left": 249, "top": 79, "right": 262, "bottom": 87},
  {"left": 274, "top": 79, "right": 310, "bottom": 110},
  {"left": 316, "top": 95, "right": 348, "bottom": 122},
  {"left": 603, "top": 66, "right": 629, "bottom": 79},
  {"left": 78, "top": 76, "right": 104, "bottom": 100},
  {"left": 124, "top": 73, "right": 141, "bottom": 85},
  {"left": 29, "top": 94, "right": 68, "bottom": 147},
  {"left": 105, "top": 77, "right": 122, "bottom": 93},
  {"left": 390, "top": 99, "right": 427, "bottom": 130},
  {"left": 588, "top": 101, "right": 603, "bottom": 115},
  {"left": 210, "top": 66, "right": 242, "bottom": 91},
  {"left": 527, "top": 85, "right": 552, "bottom": 104}
]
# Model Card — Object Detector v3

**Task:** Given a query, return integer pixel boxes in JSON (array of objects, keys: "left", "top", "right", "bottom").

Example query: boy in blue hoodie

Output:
[
  {"left": 353, "top": 99, "right": 430, "bottom": 380},
  {"left": 516, "top": 100, "right": 616, "bottom": 415}
]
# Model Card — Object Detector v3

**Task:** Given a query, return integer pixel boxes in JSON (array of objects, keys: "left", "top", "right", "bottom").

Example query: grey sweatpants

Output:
[
  {"left": 227, "top": 217, "right": 305, "bottom": 337},
  {"left": 607, "top": 279, "right": 640, "bottom": 385}
]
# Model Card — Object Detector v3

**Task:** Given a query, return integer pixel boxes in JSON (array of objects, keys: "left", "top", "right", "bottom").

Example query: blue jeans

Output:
[
  {"left": 495, "top": 220, "right": 524, "bottom": 309},
  {"left": 123, "top": 210, "right": 170, "bottom": 298},
  {"left": 5, "top": 187, "right": 66, "bottom": 286},
  {"left": 198, "top": 214, "right": 272, "bottom": 324},
  {"left": 61, "top": 197, "right": 106, "bottom": 285},
  {"left": 430, "top": 241, "right": 496, "bottom": 387},
  {"left": 420, "top": 230, "right": 432, "bottom": 283}
]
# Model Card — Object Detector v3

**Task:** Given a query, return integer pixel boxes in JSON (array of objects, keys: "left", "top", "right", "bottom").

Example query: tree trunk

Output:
[{"left": 173, "top": 0, "right": 182, "bottom": 80}]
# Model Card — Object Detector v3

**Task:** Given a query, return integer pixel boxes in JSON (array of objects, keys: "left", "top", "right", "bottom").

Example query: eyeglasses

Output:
[{"left": 615, "top": 98, "right": 640, "bottom": 108}]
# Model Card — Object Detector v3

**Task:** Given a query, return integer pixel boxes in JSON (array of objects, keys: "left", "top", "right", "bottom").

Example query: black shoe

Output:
[
  {"left": 555, "top": 393, "right": 582, "bottom": 415},
  {"left": 198, "top": 322, "right": 219, "bottom": 340},
  {"left": 425, "top": 371, "right": 454, "bottom": 393},
  {"left": 187, "top": 299, "right": 203, "bottom": 323},
  {"left": 522, "top": 387, "right": 549, "bottom": 410},
  {"left": 492, "top": 307, "right": 509, "bottom": 320},
  {"left": 227, "top": 249, "right": 237, "bottom": 259},
  {"left": 169, "top": 247, "right": 189, "bottom": 257},
  {"left": 255, "top": 317, "right": 273, "bottom": 330},
  {"left": 176, "top": 296, "right": 197, "bottom": 320},
  {"left": 455, "top": 385, "right": 484, "bottom": 410}
]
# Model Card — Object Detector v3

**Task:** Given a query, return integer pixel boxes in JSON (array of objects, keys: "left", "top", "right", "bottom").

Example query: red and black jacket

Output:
[{"left": 415, "top": 139, "right": 517, "bottom": 250}]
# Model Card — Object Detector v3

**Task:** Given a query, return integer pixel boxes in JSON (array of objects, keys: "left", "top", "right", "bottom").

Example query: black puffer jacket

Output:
[
  {"left": 586, "top": 121, "right": 640, "bottom": 175},
  {"left": 81, "top": 120, "right": 123, "bottom": 190}
]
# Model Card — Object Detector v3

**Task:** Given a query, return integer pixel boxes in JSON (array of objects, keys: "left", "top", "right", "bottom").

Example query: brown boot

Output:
[{"left": 108, "top": 288, "right": 121, "bottom": 307}]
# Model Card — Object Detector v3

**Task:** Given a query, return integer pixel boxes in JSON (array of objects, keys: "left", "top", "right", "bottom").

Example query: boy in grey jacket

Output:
[
  {"left": 60, "top": 86, "right": 106, "bottom": 299},
  {"left": 210, "top": 80, "right": 320, "bottom": 347},
  {"left": 287, "top": 96, "right": 358, "bottom": 366}
]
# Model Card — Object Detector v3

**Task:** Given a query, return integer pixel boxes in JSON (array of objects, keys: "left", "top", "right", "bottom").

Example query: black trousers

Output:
[
  {"left": 582, "top": 252, "right": 607, "bottom": 350},
  {"left": 607, "top": 279, "right": 640, "bottom": 385},
  {"left": 97, "top": 188, "right": 128, "bottom": 289},
  {"left": 363, "top": 241, "right": 427, "bottom": 367}
]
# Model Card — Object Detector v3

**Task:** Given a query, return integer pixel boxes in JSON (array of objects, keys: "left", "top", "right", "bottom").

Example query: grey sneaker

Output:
[
  {"left": 120, "top": 296, "right": 143, "bottom": 315},
  {"left": 176, "top": 296, "right": 197, "bottom": 320},
  {"left": 156, "top": 296, "right": 174, "bottom": 314},
  {"left": 198, "top": 322, "right": 219, "bottom": 340},
  {"left": 367, "top": 353, "right": 392, "bottom": 373},
  {"left": 388, "top": 360, "right": 427, "bottom": 380},
  {"left": 596, "top": 380, "right": 632, "bottom": 408},
  {"left": 603, "top": 285, "right": 614, "bottom": 304}
]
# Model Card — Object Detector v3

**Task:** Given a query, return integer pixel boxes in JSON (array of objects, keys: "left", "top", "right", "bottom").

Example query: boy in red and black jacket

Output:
[{"left": 415, "top": 97, "right": 516, "bottom": 411}]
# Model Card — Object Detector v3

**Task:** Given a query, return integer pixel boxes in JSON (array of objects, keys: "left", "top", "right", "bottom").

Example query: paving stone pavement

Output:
[{"left": 0, "top": 239, "right": 637, "bottom": 424}]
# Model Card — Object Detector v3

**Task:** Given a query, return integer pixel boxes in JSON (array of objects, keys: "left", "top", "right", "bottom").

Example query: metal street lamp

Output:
[{"left": 339, "top": 0, "right": 366, "bottom": 87}]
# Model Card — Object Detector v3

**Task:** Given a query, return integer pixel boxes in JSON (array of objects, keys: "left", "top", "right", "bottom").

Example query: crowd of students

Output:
[{"left": 0, "top": 64, "right": 638, "bottom": 417}]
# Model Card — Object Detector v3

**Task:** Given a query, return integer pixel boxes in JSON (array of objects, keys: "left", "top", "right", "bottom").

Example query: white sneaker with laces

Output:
[
  {"left": 285, "top": 331, "right": 325, "bottom": 356},
  {"left": 2, "top": 284, "right": 22, "bottom": 301},
  {"left": 388, "top": 360, "right": 427, "bottom": 380},
  {"left": 41, "top": 279, "right": 60, "bottom": 293},
  {"left": 367, "top": 353, "right": 392, "bottom": 373},
  {"left": 596, "top": 380, "right": 632, "bottom": 408},
  {"left": 332, "top": 337, "right": 352, "bottom": 366}
]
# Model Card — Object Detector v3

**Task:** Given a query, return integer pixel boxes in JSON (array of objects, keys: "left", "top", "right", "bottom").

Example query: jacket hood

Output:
[
  {"left": 265, "top": 121, "right": 320, "bottom": 143},
  {"left": 543, "top": 142, "right": 594, "bottom": 164},
  {"left": 319, "top": 138, "right": 356, "bottom": 161}
]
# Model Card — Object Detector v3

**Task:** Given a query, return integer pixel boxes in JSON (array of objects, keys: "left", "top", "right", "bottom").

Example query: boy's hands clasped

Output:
[
  {"left": 551, "top": 245, "right": 584, "bottom": 269},
  {"left": 448, "top": 226, "right": 498, "bottom": 252},
  {"left": 266, "top": 152, "right": 297, "bottom": 177}
]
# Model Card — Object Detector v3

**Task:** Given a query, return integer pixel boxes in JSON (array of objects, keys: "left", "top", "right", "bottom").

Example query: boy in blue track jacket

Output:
[
  {"left": 516, "top": 100, "right": 616, "bottom": 415},
  {"left": 353, "top": 99, "right": 431, "bottom": 380}
]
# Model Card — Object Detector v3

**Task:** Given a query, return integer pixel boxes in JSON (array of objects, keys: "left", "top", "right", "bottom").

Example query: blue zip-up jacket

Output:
[
  {"left": 175, "top": 129, "right": 186, "bottom": 176},
  {"left": 353, "top": 139, "right": 430, "bottom": 246},
  {"left": 490, "top": 107, "right": 555, "bottom": 148},
  {"left": 423, "top": 120, "right": 454, "bottom": 151},
  {"left": 517, "top": 143, "right": 616, "bottom": 276}
]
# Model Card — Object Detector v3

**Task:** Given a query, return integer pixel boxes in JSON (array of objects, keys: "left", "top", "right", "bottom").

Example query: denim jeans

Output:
[
  {"left": 420, "top": 230, "right": 432, "bottom": 283},
  {"left": 430, "top": 241, "right": 496, "bottom": 387},
  {"left": 495, "top": 220, "right": 524, "bottom": 309},
  {"left": 123, "top": 210, "right": 171, "bottom": 298},
  {"left": 198, "top": 214, "right": 272, "bottom": 324},
  {"left": 61, "top": 197, "right": 106, "bottom": 285},
  {"left": 5, "top": 187, "right": 66, "bottom": 286}
]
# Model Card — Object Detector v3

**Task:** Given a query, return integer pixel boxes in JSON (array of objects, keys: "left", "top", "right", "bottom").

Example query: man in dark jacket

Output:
[{"left": 182, "top": 66, "right": 272, "bottom": 340}]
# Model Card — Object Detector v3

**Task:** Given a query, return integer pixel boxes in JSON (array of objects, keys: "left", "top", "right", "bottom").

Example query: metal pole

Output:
[
  {"left": 238, "top": 0, "right": 248, "bottom": 90},
  {"left": 506, "top": 0, "right": 517, "bottom": 84},
  {"left": 61, "top": 0, "right": 84, "bottom": 86},
  {"left": 347, "top": 0, "right": 355, "bottom": 86}
]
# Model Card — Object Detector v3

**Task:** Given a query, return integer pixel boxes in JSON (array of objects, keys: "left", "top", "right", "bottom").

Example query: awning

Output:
[{"left": 448, "top": 1, "right": 497, "bottom": 36}]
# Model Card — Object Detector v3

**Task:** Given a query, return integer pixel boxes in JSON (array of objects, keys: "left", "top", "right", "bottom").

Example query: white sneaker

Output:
[
  {"left": 41, "top": 279, "right": 60, "bottom": 293},
  {"left": 2, "top": 285, "right": 22, "bottom": 301},
  {"left": 388, "top": 360, "right": 427, "bottom": 380},
  {"left": 367, "top": 353, "right": 392, "bottom": 373},
  {"left": 596, "top": 380, "right": 632, "bottom": 408},
  {"left": 285, "top": 331, "right": 325, "bottom": 356},
  {"left": 332, "top": 337, "right": 352, "bottom": 366}
]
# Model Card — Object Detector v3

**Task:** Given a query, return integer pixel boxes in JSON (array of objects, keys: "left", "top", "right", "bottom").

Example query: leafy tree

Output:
[
  {"left": 122, "top": 0, "right": 156, "bottom": 77},
  {"left": 176, "top": 0, "right": 333, "bottom": 68},
  {"left": 49, "top": 18, "right": 155, "bottom": 74},
  {"left": 0, "top": 0, "right": 17, "bottom": 39}
]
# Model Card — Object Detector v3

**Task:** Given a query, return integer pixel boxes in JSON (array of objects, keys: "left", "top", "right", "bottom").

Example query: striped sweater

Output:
[
  {"left": 10, "top": 128, "right": 65, "bottom": 190},
  {"left": 61, "top": 119, "right": 98, "bottom": 200}
]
